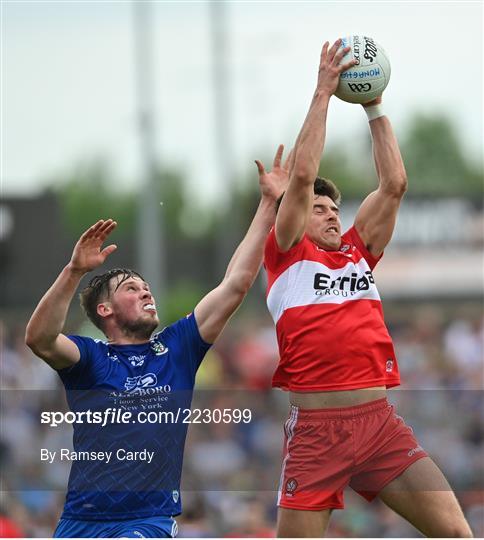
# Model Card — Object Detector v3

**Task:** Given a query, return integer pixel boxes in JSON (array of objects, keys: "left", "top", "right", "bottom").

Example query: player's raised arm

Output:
[
  {"left": 25, "top": 219, "right": 118, "bottom": 369},
  {"left": 354, "top": 97, "right": 408, "bottom": 257},
  {"left": 194, "top": 145, "right": 290, "bottom": 344},
  {"left": 275, "top": 39, "right": 356, "bottom": 252}
]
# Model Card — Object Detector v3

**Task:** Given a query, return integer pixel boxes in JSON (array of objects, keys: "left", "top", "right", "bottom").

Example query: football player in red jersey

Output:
[{"left": 257, "top": 39, "right": 472, "bottom": 537}]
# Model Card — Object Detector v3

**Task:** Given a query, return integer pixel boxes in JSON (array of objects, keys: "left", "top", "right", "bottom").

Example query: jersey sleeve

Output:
[
  {"left": 57, "top": 335, "right": 107, "bottom": 390},
  {"left": 157, "top": 313, "right": 211, "bottom": 380},
  {"left": 345, "top": 225, "right": 383, "bottom": 270},
  {"left": 264, "top": 227, "right": 307, "bottom": 274}
]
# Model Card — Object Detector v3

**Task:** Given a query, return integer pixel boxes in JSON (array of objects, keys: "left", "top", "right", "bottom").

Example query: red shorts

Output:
[{"left": 278, "top": 398, "right": 427, "bottom": 510}]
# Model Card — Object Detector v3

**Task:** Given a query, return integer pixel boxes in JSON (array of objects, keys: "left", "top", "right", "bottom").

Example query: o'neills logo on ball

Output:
[
  {"left": 353, "top": 35, "right": 361, "bottom": 65},
  {"left": 285, "top": 478, "right": 298, "bottom": 495},
  {"left": 363, "top": 36, "right": 378, "bottom": 63}
]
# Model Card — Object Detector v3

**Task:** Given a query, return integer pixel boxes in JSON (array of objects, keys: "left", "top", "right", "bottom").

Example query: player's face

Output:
[
  {"left": 107, "top": 276, "right": 159, "bottom": 338},
  {"left": 306, "top": 195, "right": 342, "bottom": 251}
]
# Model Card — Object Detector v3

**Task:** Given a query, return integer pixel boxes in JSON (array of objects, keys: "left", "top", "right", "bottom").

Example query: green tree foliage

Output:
[
  {"left": 318, "top": 145, "right": 374, "bottom": 199},
  {"left": 401, "top": 113, "right": 482, "bottom": 197},
  {"left": 48, "top": 160, "right": 136, "bottom": 238},
  {"left": 49, "top": 159, "right": 189, "bottom": 240}
]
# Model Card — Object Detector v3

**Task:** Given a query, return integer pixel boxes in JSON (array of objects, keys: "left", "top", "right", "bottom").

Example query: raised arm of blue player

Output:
[
  {"left": 275, "top": 39, "right": 356, "bottom": 252},
  {"left": 354, "top": 97, "right": 408, "bottom": 257},
  {"left": 25, "top": 219, "right": 118, "bottom": 369},
  {"left": 194, "top": 145, "right": 290, "bottom": 344}
]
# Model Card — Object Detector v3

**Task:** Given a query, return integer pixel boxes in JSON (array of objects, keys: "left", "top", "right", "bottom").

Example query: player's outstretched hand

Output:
[
  {"left": 255, "top": 144, "right": 293, "bottom": 201},
  {"left": 69, "top": 219, "right": 118, "bottom": 274},
  {"left": 317, "top": 39, "right": 357, "bottom": 97}
]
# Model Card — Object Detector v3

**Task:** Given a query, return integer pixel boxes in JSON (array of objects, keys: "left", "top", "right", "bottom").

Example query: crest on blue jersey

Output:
[{"left": 150, "top": 339, "right": 168, "bottom": 356}]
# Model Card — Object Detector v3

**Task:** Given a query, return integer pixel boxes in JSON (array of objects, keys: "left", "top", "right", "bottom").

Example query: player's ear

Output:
[{"left": 97, "top": 302, "right": 113, "bottom": 319}]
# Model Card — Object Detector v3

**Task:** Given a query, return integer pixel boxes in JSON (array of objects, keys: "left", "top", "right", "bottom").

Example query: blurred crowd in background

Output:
[{"left": 1, "top": 302, "right": 482, "bottom": 538}]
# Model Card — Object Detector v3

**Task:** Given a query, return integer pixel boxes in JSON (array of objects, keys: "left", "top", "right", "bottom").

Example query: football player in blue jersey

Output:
[{"left": 25, "top": 147, "right": 290, "bottom": 538}]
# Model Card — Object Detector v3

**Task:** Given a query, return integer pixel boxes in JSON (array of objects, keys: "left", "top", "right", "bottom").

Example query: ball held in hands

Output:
[{"left": 335, "top": 35, "right": 391, "bottom": 104}]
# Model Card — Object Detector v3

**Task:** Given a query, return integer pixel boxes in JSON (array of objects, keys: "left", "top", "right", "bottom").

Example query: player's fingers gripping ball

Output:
[{"left": 335, "top": 35, "right": 391, "bottom": 104}]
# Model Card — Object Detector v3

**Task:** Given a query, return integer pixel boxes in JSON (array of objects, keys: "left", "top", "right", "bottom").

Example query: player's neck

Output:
[
  {"left": 105, "top": 326, "right": 154, "bottom": 345},
  {"left": 314, "top": 240, "right": 340, "bottom": 252},
  {"left": 107, "top": 337, "right": 151, "bottom": 345}
]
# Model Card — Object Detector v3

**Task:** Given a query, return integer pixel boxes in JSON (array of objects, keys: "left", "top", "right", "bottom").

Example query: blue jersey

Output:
[{"left": 57, "top": 313, "right": 210, "bottom": 521}]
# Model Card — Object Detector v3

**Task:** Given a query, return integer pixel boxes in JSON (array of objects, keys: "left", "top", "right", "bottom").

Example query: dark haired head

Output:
[
  {"left": 275, "top": 176, "right": 341, "bottom": 212},
  {"left": 79, "top": 268, "right": 145, "bottom": 331}
]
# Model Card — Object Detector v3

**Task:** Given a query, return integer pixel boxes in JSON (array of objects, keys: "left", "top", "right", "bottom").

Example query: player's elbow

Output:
[
  {"left": 225, "top": 271, "right": 254, "bottom": 298},
  {"left": 396, "top": 173, "right": 408, "bottom": 195},
  {"left": 25, "top": 329, "right": 42, "bottom": 355},
  {"left": 25, "top": 324, "right": 37, "bottom": 350},
  {"left": 25, "top": 325, "right": 48, "bottom": 356},
  {"left": 383, "top": 173, "right": 408, "bottom": 198},
  {"left": 292, "top": 163, "right": 316, "bottom": 186}
]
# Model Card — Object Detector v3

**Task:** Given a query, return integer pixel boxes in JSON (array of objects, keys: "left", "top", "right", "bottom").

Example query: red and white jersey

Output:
[{"left": 264, "top": 226, "right": 400, "bottom": 391}]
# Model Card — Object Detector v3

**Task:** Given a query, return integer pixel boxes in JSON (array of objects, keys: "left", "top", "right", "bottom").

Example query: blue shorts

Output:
[{"left": 53, "top": 516, "right": 178, "bottom": 538}]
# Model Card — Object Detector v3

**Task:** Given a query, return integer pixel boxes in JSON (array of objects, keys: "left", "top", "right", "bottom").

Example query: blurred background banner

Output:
[{"left": 1, "top": 0, "right": 482, "bottom": 537}]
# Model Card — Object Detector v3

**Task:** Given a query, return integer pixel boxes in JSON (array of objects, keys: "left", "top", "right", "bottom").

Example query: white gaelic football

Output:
[{"left": 335, "top": 35, "right": 391, "bottom": 104}]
